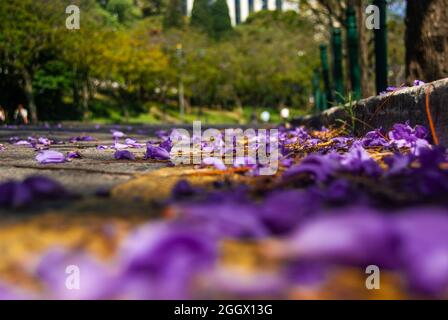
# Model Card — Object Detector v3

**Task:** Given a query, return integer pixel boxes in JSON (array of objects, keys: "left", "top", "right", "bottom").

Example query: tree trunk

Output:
[
  {"left": 81, "top": 78, "right": 90, "bottom": 121},
  {"left": 357, "top": 0, "right": 374, "bottom": 98},
  {"left": 23, "top": 69, "right": 38, "bottom": 123},
  {"left": 406, "top": 0, "right": 448, "bottom": 82}
]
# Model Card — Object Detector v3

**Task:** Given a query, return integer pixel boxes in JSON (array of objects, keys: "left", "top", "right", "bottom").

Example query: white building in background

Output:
[{"left": 185, "top": 0, "right": 299, "bottom": 26}]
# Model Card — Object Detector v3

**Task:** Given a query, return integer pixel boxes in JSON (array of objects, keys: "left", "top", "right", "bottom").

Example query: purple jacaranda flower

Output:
[
  {"left": 125, "top": 138, "right": 136, "bottom": 144},
  {"left": 361, "top": 130, "right": 389, "bottom": 147},
  {"left": 111, "top": 130, "right": 125, "bottom": 140},
  {"left": 66, "top": 151, "right": 81, "bottom": 159},
  {"left": 171, "top": 180, "right": 196, "bottom": 200},
  {"left": 412, "top": 168, "right": 448, "bottom": 197},
  {"left": 0, "top": 181, "right": 33, "bottom": 208},
  {"left": 111, "top": 142, "right": 128, "bottom": 150},
  {"left": 413, "top": 80, "right": 426, "bottom": 86},
  {"left": 37, "top": 137, "right": 51, "bottom": 146},
  {"left": 96, "top": 145, "right": 108, "bottom": 150},
  {"left": 233, "top": 156, "right": 257, "bottom": 168},
  {"left": 412, "top": 138, "right": 432, "bottom": 156},
  {"left": 260, "top": 190, "right": 318, "bottom": 235},
  {"left": 28, "top": 136, "right": 37, "bottom": 143},
  {"left": 114, "top": 150, "right": 136, "bottom": 161},
  {"left": 280, "top": 207, "right": 399, "bottom": 268},
  {"left": 145, "top": 143, "right": 170, "bottom": 161},
  {"left": 174, "top": 202, "right": 268, "bottom": 239},
  {"left": 387, "top": 147, "right": 448, "bottom": 198},
  {"left": 380, "top": 86, "right": 400, "bottom": 95},
  {"left": 388, "top": 122, "right": 430, "bottom": 150},
  {"left": 280, "top": 158, "right": 294, "bottom": 168},
  {"left": 155, "top": 130, "right": 169, "bottom": 139},
  {"left": 316, "top": 178, "right": 367, "bottom": 206},
  {"left": 384, "top": 153, "right": 413, "bottom": 176},
  {"left": 332, "top": 137, "right": 353, "bottom": 149},
  {"left": 286, "top": 260, "right": 328, "bottom": 288},
  {"left": 207, "top": 269, "right": 286, "bottom": 298},
  {"left": 418, "top": 145, "right": 446, "bottom": 169},
  {"left": 0, "top": 282, "right": 34, "bottom": 300},
  {"left": 124, "top": 138, "right": 144, "bottom": 149},
  {"left": 22, "top": 176, "right": 68, "bottom": 199},
  {"left": 283, "top": 152, "right": 342, "bottom": 182},
  {"left": 290, "top": 127, "right": 311, "bottom": 142},
  {"left": 69, "top": 136, "right": 94, "bottom": 143},
  {"left": 36, "top": 150, "right": 66, "bottom": 164},
  {"left": 307, "top": 138, "right": 321, "bottom": 146},
  {"left": 159, "top": 138, "right": 173, "bottom": 152},
  {"left": 202, "top": 157, "right": 227, "bottom": 171},
  {"left": 9, "top": 136, "right": 20, "bottom": 144},
  {"left": 36, "top": 248, "right": 119, "bottom": 300},
  {"left": 0, "top": 176, "right": 67, "bottom": 209},
  {"left": 393, "top": 209, "right": 448, "bottom": 296},
  {"left": 340, "top": 142, "right": 382, "bottom": 176},
  {"left": 118, "top": 223, "right": 217, "bottom": 299},
  {"left": 14, "top": 140, "right": 33, "bottom": 147}
]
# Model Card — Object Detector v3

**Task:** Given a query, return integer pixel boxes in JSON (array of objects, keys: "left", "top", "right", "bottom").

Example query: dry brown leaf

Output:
[{"left": 111, "top": 166, "right": 249, "bottom": 202}]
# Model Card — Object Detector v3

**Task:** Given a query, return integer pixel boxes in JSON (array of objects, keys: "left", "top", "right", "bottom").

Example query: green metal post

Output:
[
  {"left": 320, "top": 92, "right": 327, "bottom": 112},
  {"left": 312, "top": 69, "right": 322, "bottom": 112},
  {"left": 320, "top": 44, "right": 332, "bottom": 109},
  {"left": 182, "top": 0, "right": 187, "bottom": 16},
  {"left": 331, "top": 28, "right": 344, "bottom": 103},
  {"left": 248, "top": 0, "right": 254, "bottom": 14},
  {"left": 235, "top": 0, "right": 241, "bottom": 25},
  {"left": 262, "top": 0, "right": 268, "bottom": 10},
  {"left": 276, "top": 0, "right": 283, "bottom": 11},
  {"left": 373, "top": 0, "right": 388, "bottom": 94},
  {"left": 176, "top": 44, "right": 185, "bottom": 119},
  {"left": 346, "top": 7, "right": 361, "bottom": 100}
]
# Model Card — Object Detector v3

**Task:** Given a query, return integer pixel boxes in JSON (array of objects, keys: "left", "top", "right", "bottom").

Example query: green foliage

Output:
[
  {"left": 0, "top": 0, "right": 65, "bottom": 71},
  {"left": 0, "top": 0, "right": 336, "bottom": 123},
  {"left": 210, "top": 0, "right": 232, "bottom": 39},
  {"left": 163, "top": 0, "right": 185, "bottom": 30},
  {"left": 33, "top": 61, "right": 73, "bottom": 93},
  {"left": 190, "top": 0, "right": 212, "bottom": 33},
  {"left": 106, "top": 0, "right": 143, "bottom": 25}
]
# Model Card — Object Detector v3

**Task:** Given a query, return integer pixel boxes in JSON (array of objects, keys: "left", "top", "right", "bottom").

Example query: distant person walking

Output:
[
  {"left": 14, "top": 104, "right": 29, "bottom": 125},
  {"left": 0, "top": 106, "right": 6, "bottom": 124}
]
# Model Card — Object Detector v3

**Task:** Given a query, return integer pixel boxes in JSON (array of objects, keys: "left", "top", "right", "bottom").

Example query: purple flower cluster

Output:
[
  {"left": 145, "top": 142, "right": 171, "bottom": 161},
  {"left": 2, "top": 122, "right": 448, "bottom": 299},
  {"left": 114, "top": 150, "right": 136, "bottom": 160},
  {"left": 69, "top": 135, "right": 95, "bottom": 143},
  {"left": 380, "top": 80, "right": 426, "bottom": 95},
  {"left": 10, "top": 136, "right": 63, "bottom": 150},
  {"left": 0, "top": 176, "right": 69, "bottom": 209}
]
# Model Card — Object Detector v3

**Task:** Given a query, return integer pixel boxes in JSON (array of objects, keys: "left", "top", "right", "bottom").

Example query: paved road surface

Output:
[{"left": 0, "top": 125, "right": 168, "bottom": 196}]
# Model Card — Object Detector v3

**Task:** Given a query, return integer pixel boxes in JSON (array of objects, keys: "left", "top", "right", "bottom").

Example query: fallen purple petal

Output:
[
  {"left": 114, "top": 150, "right": 136, "bottom": 160},
  {"left": 35, "top": 150, "right": 67, "bottom": 164}
]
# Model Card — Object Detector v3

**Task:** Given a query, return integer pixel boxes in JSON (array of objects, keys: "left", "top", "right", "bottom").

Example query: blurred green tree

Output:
[
  {"left": 210, "top": 0, "right": 233, "bottom": 39},
  {"left": 190, "top": 0, "right": 212, "bottom": 33},
  {"left": 163, "top": 0, "right": 185, "bottom": 30},
  {"left": 106, "top": 0, "right": 143, "bottom": 25},
  {"left": 0, "top": 0, "right": 65, "bottom": 122}
]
